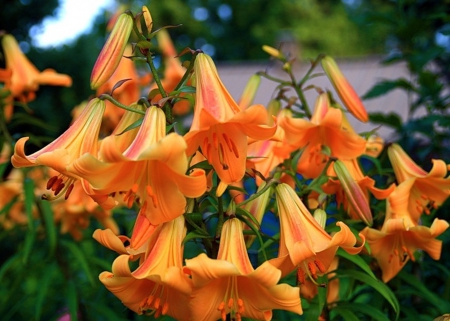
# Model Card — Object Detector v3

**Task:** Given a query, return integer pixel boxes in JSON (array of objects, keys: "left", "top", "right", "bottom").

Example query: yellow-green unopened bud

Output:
[
  {"left": 137, "top": 6, "right": 153, "bottom": 35},
  {"left": 334, "top": 159, "right": 373, "bottom": 226},
  {"left": 313, "top": 209, "right": 327, "bottom": 228},
  {"left": 238, "top": 74, "right": 261, "bottom": 109},
  {"left": 90, "top": 13, "right": 133, "bottom": 90},
  {"left": 262, "top": 45, "right": 284, "bottom": 60}
]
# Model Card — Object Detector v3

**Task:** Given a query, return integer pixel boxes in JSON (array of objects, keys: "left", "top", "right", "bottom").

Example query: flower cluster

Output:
[{"left": 3, "top": 5, "right": 449, "bottom": 321}]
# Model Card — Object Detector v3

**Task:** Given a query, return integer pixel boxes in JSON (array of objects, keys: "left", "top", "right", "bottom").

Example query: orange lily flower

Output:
[
  {"left": 184, "top": 53, "right": 277, "bottom": 195},
  {"left": 184, "top": 217, "right": 302, "bottom": 321},
  {"left": 11, "top": 98, "right": 106, "bottom": 200},
  {"left": 323, "top": 158, "right": 395, "bottom": 224},
  {"left": 247, "top": 108, "right": 296, "bottom": 185},
  {"left": 365, "top": 135, "right": 385, "bottom": 158},
  {"left": 280, "top": 93, "right": 366, "bottom": 179},
  {"left": 68, "top": 106, "right": 207, "bottom": 225},
  {"left": 361, "top": 179, "right": 449, "bottom": 282},
  {"left": 321, "top": 55, "right": 368, "bottom": 123},
  {"left": 388, "top": 143, "right": 450, "bottom": 221},
  {"left": 100, "top": 216, "right": 192, "bottom": 320},
  {"left": 269, "top": 183, "right": 365, "bottom": 278},
  {"left": 0, "top": 34, "right": 72, "bottom": 118}
]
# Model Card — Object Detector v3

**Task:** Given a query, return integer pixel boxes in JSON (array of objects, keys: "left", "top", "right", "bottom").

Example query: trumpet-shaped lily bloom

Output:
[
  {"left": 280, "top": 93, "right": 366, "bottom": 179},
  {"left": 184, "top": 218, "right": 302, "bottom": 321},
  {"left": 270, "top": 183, "right": 365, "bottom": 278},
  {"left": 323, "top": 158, "right": 395, "bottom": 224},
  {"left": 100, "top": 216, "right": 192, "bottom": 320},
  {"left": 184, "top": 53, "right": 277, "bottom": 195},
  {"left": 361, "top": 179, "right": 449, "bottom": 282},
  {"left": 68, "top": 106, "right": 207, "bottom": 225},
  {"left": 11, "top": 98, "right": 106, "bottom": 200},
  {"left": 388, "top": 143, "right": 450, "bottom": 222},
  {"left": 0, "top": 34, "right": 72, "bottom": 118}
]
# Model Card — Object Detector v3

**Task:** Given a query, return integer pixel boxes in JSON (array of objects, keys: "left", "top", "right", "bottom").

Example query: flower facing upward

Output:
[
  {"left": 68, "top": 106, "right": 207, "bottom": 225},
  {"left": 99, "top": 216, "right": 192, "bottom": 320},
  {"left": 270, "top": 183, "right": 365, "bottom": 279},
  {"left": 321, "top": 55, "right": 368, "bottom": 123},
  {"left": 280, "top": 93, "right": 366, "bottom": 179},
  {"left": 184, "top": 53, "right": 277, "bottom": 194},
  {"left": 184, "top": 218, "right": 302, "bottom": 321},
  {"left": 387, "top": 143, "right": 450, "bottom": 221},
  {"left": 361, "top": 179, "right": 449, "bottom": 282},
  {"left": 11, "top": 98, "right": 106, "bottom": 200}
]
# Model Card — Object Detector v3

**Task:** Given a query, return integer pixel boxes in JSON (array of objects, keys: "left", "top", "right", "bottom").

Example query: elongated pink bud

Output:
[
  {"left": 91, "top": 13, "right": 133, "bottom": 90},
  {"left": 322, "top": 56, "right": 368, "bottom": 123},
  {"left": 334, "top": 159, "right": 373, "bottom": 226}
]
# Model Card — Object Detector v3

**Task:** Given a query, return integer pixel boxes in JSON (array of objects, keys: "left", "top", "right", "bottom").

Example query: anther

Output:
[
  {"left": 308, "top": 261, "right": 317, "bottom": 279},
  {"left": 46, "top": 176, "right": 58, "bottom": 190},
  {"left": 65, "top": 183, "right": 75, "bottom": 200}
]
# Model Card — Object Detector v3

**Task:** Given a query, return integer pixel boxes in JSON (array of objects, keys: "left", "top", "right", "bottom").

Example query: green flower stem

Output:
[
  {"left": 215, "top": 195, "right": 225, "bottom": 240},
  {"left": 98, "top": 94, "right": 146, "bottom": 114},
  {"left": 173, "top": 51, "right": 198, "bottom": 92},
  {"left": 238, "top": 178, "right": 277, "bottom": 207},
  {"left": 288, "top": 70, "right": 311, "bottom": 118}
]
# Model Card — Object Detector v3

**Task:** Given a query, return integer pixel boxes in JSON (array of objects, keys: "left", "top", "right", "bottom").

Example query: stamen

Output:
[
  {"left": 54, "top": 182, "right": 65, "bottom": 196},
  {"left": 46, "top": 176, "right": 58, "bottom": 190},
  {"left": 212, "top": 132, "right": 219, "bottom": 149},
  {"left": 308, "top": 261, "right": 317, "bottom": 279},
  {"left": 297, "top": 268, "right": 306, "bottom": 285},
  {"left": 64, "top": 183, "right": 75, "bottom": 200},
  {"left": 218, "top": 302, "right": 225, "bottom": 311},
  {"left": 162, "top": 302, "right": 169, "bottom": 315},
  {"left": 218, "top": 143, "right": 228, "bottom": 170},
  {"left": 314, "top": 260, "right": 327, "bottom": 273},
  {"left": 228, "top": 298, "right": 234, "bottom": 309}
]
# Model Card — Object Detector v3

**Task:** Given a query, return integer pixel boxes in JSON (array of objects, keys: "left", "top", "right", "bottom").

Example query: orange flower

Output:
[
  {"left": 0, "top": 34, "right": 72, "bottom": 118},
  {"left": 321, "top": 55, "right": 368, "bottom": 123},
  {"left": 11, "top": 98, "right": 106, "bottom": 200},
  {"left": 388, "top": 143, "right": 450, "bottom": 221},
  {"left": 100, "top": 216, "right": 192, "bottom": 320},
  {"left": 361, "top": 179, "right": 449, "bottom": 282},
  {"left": 184, "top": 218, "right": 302, "bottom": 321},
  {"left": 68, "top": 106, "right": 207, "bottom": 225},
  {"left": 269, "top": 183, "right": 364, "bottom": 278},
  {"left": 184, "top": 53, "right": 276, "bottom": 194},
  {"left": 281, "top": 93, "right": 366, "bottom": 179},
  {"left": 247, "top": 108, "right": 296, "bottom": 185}
]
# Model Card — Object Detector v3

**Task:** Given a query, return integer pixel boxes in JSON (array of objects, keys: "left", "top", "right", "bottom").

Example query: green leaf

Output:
[
  {"left": 23, "top": 177, "right": 35, "bottom": 231},
  {"left": 35, "top": 263, "right": 57, "bottom": 320},
  {"left": 66, "top": 280, "right": 78, "bottom": 320},
  {"left": 61, "top": 240, "right": 95, "bottom": 286},
  {"left": 336, "top": 270, "right": 400, "bottom": 319},
  {"left": 183, "top": 230, "right": 213, "bottom": 245},
  {"left": 22, "top": 227, "right": 36, "bottom": 264},
  {"left": 363, "top": 79, "right": 415, "bottom": 100},
  {"left": 368, "top": 112, "right": 403, "bottom": 131},
  {"left": 136, "top": 40, "right": 152, "bottom": 49},
  {"left": 39, "top": 200, "right": 57, "bottom": 255},
  {"left": 115, "top": 117, "right": 143, "bottom": 136},
  {"left": 331, "top": 306, "right": 360, "bottom": 321},
  {"left": 333, "top": 302, "right": 391, "bottom": 321},
  {"left": 397, "top": 271, "right": 450, "bottom": 314},
  {"left": 0, "top": 252, "right": 20, "bottom": 283},
  {"left": 336, "top": 248, "right": 376, "bottom": 279}
]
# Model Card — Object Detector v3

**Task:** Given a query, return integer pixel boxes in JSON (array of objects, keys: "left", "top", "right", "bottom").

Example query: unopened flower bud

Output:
[
  {"left": 313, "top": 209, "right": 327, "bottom": 228},
  {"left": 321, "top": 56, "right": 368, "bottom": 123},
  {"left": 137, "top": 5, "right": 153, "bottom": 35},
  {"left": 262, "top": 45, "right": 284, "bottom": 60},
  {"left": 334, "top": 159, "right": 373, "bottom": 226},
  {"left": 238, "top": 74, "right": 261, "bottom": 109},
  {"left": 91, "top": 13, "right": 133, "bottom": 90}
]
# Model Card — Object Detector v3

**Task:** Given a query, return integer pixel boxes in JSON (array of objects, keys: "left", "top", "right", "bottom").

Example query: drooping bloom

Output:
[
  {"left": 184, "top": 53, "right": 277, "bottom": 195},
  {"left": 321, "top": 55, "right": 368, "bottom": 123},
  {"left": 0, "top": 34, "right": 72, "bottom": 118},
  {"left": 361, "top": 179, "right": 449, "bottom": 282},
  {"left": 68, "top": 106, "right": 207, "bottom": 225},
  {"left": 280, "top": 93, "right": 366, "bottom": 179},
  {"left": 184, "top": 218, "right": 302, "bottom": 321},
  {"left": 11, "top": 98, "right": 106, "bottom": 200},
  {"left": 269, "top": 183, "right": 365, "bottom": 278},
  {"left": 387, "top": 143, "right": 450, "bottom": 222},
  {"left": 100, "top": 216, "right": 192, "bottom": 320},
  {"left": 91, "top": 13, "right": 133, "bottom": 90}
]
